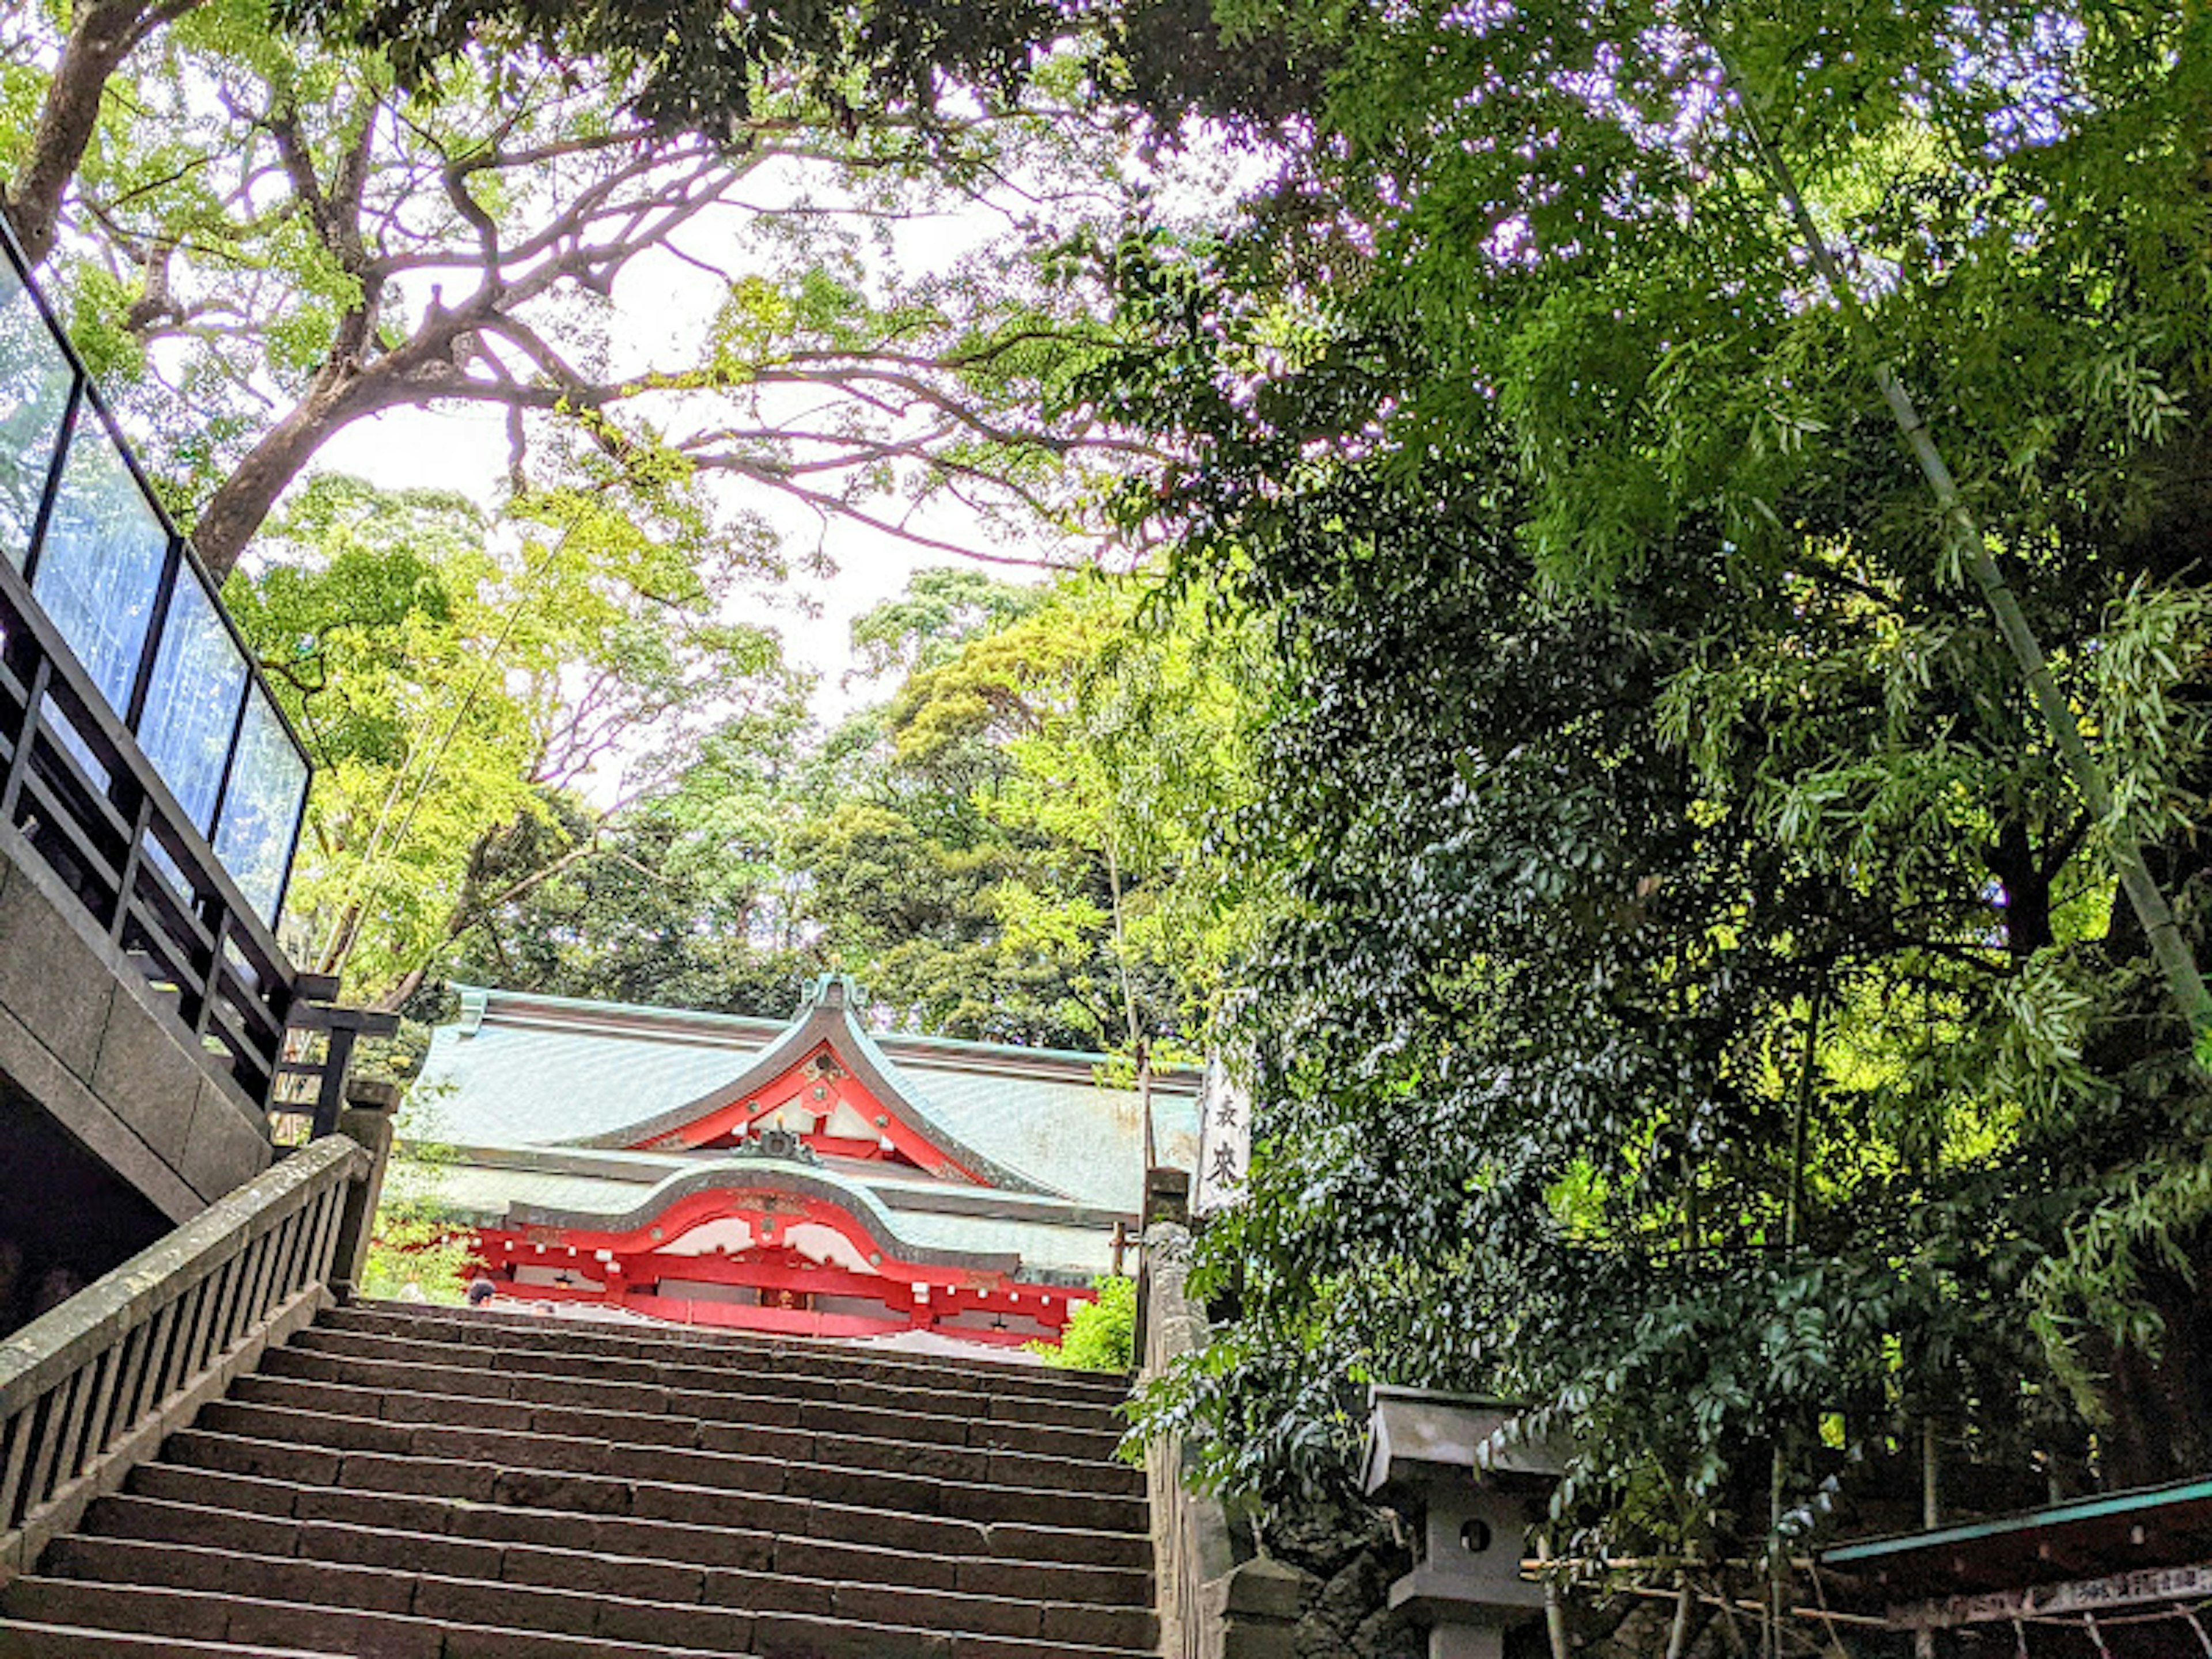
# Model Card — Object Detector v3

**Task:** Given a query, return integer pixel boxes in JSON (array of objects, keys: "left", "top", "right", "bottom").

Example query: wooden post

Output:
[{"left": 1914, "top": 1420, "right": 1942, "bottom": 1659}]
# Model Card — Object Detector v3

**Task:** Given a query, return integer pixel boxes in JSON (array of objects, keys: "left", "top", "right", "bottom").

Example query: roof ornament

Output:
[
  {"left": 734, "top": 1126, "right": 820, "bottom": 1166},
  {"left": 802, "top": 972, "right": 863, "bottom": 1012}
]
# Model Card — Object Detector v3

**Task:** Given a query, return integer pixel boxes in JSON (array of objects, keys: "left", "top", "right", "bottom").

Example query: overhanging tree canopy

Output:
[{"left": 1102, "top": 0, "right": 2212, "bottom": 1623}]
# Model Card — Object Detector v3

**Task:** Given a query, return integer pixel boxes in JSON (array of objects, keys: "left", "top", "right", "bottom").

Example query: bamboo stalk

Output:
[
  {"left": 1665, "top": 1575, "right": 1696, "bottom": 1659},
  {"left": 1522, "top": 1556, "right": 1823, "bottom": 1573},
  {"left": 1702, "top": 10, "right": 2212, "bottom": 1057},
  {"left": 1537, "top": 1531, "right": 1572, "bottom": 1659}
]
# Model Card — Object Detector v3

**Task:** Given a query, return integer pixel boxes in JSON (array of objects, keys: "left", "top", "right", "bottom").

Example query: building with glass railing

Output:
[
  {"left": 0, "top": 212, "right": 322, "bottom": 1333},
  {"left": 0, "top": 237, "right": 308, "bottom": 924}
]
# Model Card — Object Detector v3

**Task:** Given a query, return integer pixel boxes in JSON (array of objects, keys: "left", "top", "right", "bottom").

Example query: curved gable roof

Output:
[
  {"left": 501, "top": 1154, "right": 1025, "bottom": 1277},
  {"left": 568, "top": 975, "right": 1059, "bottom": 1196}
]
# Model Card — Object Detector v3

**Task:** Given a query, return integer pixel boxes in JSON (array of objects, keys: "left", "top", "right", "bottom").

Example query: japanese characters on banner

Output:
[{"left": 1192, "top": 1052, "right": 1252, "bottom": 1215}]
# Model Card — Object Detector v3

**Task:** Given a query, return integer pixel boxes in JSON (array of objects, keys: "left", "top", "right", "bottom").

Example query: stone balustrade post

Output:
[
  {"left": 329, "top": 1077, "right": 400, "bottom": 1299},
  {"left": 1142, "top": 1221, "right": 1311, "bottom": 1658}
]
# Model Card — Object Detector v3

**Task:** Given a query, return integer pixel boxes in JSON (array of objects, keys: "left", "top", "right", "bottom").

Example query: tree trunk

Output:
[
  {"left": 1986, "top": 816, "right": 2055, "bottom": 960},
  {"left": 3, "top": 0, "right": 199, "bottom": 268},
  {"left": 2093, "top": 1236, "right": 2212, "bottom": 1487},
  {"left": 190, "top": 355, "right": 422, "bottom": 578}
]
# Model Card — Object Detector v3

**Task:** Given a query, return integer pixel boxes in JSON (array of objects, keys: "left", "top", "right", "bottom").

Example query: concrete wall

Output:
[{"left": 0, "top": 817, "right": 271, "bottom": 1226}]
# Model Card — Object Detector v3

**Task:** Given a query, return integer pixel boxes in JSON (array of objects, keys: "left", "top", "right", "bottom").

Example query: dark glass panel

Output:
[
  {"left": 138, "top": 572, "right": 248, "bottom": 832},
  {"left": 33, "top": 410, "right": 168, "bottom": 715},
  {"left": 0, "top": 257, "right": 75, "bottom": 570},
  {"left": 212, "top": 686, "right": 307, "bottom": 924}
]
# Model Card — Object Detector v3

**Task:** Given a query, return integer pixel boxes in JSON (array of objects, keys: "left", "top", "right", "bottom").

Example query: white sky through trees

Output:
[{"left": 311, "top": 178, "right": 1052, "bottom": 726}]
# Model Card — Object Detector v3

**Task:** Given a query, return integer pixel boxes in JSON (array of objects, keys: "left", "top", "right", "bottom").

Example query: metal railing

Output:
[
  {"left": 0, "top": 556, "right": 304, "bottom": 1103},
  {"left": 0, "top": 1134, "right": 369, "bottom": 1582},
  {"left": 0, "top": 213, "right": 310, "bottom": 925}
]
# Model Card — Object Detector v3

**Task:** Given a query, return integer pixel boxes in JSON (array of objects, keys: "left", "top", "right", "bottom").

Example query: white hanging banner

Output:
[{"left": 1192, "top": 1052, "right": 1252, "bottom": 1215}]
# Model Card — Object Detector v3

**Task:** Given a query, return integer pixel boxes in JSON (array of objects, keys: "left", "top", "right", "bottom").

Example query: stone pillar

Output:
[
  {"left": 328, "top": 1078, "right": 400, "bottom": 1300},
  {"left": 1429, "top": 1626, "right": 1504, "bottom": 1659},
  {"left": 1144, "top": 1223, "right": 1313, "bottom": 1659},
  {"left": 1145, "top": 1164, "right": 1191, "bottom": 1229}
]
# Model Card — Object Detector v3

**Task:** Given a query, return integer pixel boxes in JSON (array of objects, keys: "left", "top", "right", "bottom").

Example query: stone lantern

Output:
[{"left": 1361, "top": 1386, "right": 1566, "bottom": 1659}]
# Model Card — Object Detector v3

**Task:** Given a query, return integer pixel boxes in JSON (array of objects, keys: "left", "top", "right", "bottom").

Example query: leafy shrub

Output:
[{"left": 1035, "top": 1275, "right": 1136, "bottom": 1373}]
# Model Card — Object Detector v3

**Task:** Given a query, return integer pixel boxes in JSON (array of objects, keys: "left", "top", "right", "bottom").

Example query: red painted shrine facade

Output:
[
  {"left": 409, "top": 977, "right": 1201, "bottom": 1351},
  {"left": 477, "top": 1181, "right": 1077, "bottom": 1347}
]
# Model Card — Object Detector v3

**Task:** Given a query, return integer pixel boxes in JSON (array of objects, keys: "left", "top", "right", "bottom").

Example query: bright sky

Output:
[
  {"left": 315, "top": 393, "right": 973, "bottom": 724},
  {"left": 311, "top": 204, "right": 1035, "bottom": 726}
]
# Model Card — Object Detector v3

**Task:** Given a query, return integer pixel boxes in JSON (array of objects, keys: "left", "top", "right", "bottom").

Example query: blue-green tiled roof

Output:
[{"left": 409, "top": 1018, "right": 751, "bottom": 1147}]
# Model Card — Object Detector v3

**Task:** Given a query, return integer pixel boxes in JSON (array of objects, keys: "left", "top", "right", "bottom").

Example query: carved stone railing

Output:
[
  {"left": 0, "top": 1133, "right": 370, "bottom": 1582},
  {"left": 1141, "top": 1222, "right": 1305, "bottom": 1658}
]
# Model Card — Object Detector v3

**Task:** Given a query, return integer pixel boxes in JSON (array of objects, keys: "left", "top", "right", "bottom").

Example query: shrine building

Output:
[{"left": 403, "top": 974, "right": 1201, "bottom": 1351}]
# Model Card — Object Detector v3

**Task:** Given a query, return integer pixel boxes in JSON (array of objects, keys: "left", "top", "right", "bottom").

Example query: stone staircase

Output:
[{"left": 0, "top": 1301, "right": 1156, "bottom": 1658}]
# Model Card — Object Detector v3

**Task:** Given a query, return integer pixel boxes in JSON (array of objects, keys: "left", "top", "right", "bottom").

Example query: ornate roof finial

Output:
[{"left": 805, "top": 972, "right": 862, "bottom": 1011}]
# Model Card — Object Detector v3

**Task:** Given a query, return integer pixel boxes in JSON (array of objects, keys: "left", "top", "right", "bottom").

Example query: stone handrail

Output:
[
  {"left": 1142, "top": 1222, "right": 1304, "bottom": 1657},
  {"left": 0, "top": 1133, "right": 369, "bottom": 1581}
]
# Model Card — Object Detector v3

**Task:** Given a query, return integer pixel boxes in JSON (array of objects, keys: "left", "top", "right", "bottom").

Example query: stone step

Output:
[
  {"left": 188, "top": 1397, "right": 1149, "bottom": 1522},
  {"left": 50, "top": 1521, "right": 1156, "bottom": 1652},
  {"left": 0, "top": 1623, "right": 340, "bottom": 1658},
  {"left": 89, "top": 1490, "right": 1150, "bottom": 1613},
  {"left": 339, "top": 1302, "right": 1132, "bottom": 1404},
  {"left": 11, "top": 1552, "right": 1146, "bottom": 1659},
  {"left": 95, "top": 1478, "right": 1141, "bottom": 1610},
  {"left": 137, "top": 1450, "right": 1152, "bottom": 1571},
  {"left": 234, "top": 1366, "right": 1127, "bottom": 1468},
  {"left": 2, "top": 1298, "right": 1157, "bottom": 1658},
  {"left": 286, "top": 1323, "right": 1126, "bottom": 1431},
  {"left": 254, "top": 1344, "right": 1123, "bottom": 1460},
  {"left": 0, "top": 1580, "right": 703, "bottom": 1659}
]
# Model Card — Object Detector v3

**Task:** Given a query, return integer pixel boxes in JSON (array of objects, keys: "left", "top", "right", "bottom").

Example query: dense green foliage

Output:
[
  {"left": 424, "top": 563, "right": 1257, "bottom": 1048},
  {"left": 1099, "top": 0, "right": 2212, "bottom": 1618},
  {"left": 280, "top": 0, "right": 1066, "bottom": 134},
  {"left": 1035, "top": 1275, "right": 1138, "bottom": 1374}
]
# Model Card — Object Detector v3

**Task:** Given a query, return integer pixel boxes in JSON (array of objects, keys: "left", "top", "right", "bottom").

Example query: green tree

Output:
[
  {"left": 792, "top": 569, "right": 1259, "bottom": 1052},
  {"left": 847, "top": 566, "right": 1048, "bottom": 685},
  {"left": 3, "top": 0, "right": 1155, "bottom": 577},
  {"left": 230, "top": 474, "right": 801, "bottom": 1005},
  {"left": 790, "top": 570, "right": 1092, "bottom": 1045},
  {"left": 1097, "top": 0, "right": 2212, "bottom": 1627},
  {"left": 977, "top": 574, "right": 1265, "bottom": 1057},
  {"left": 435, "top": 713, "right": 821, "bottom": 1017}
]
